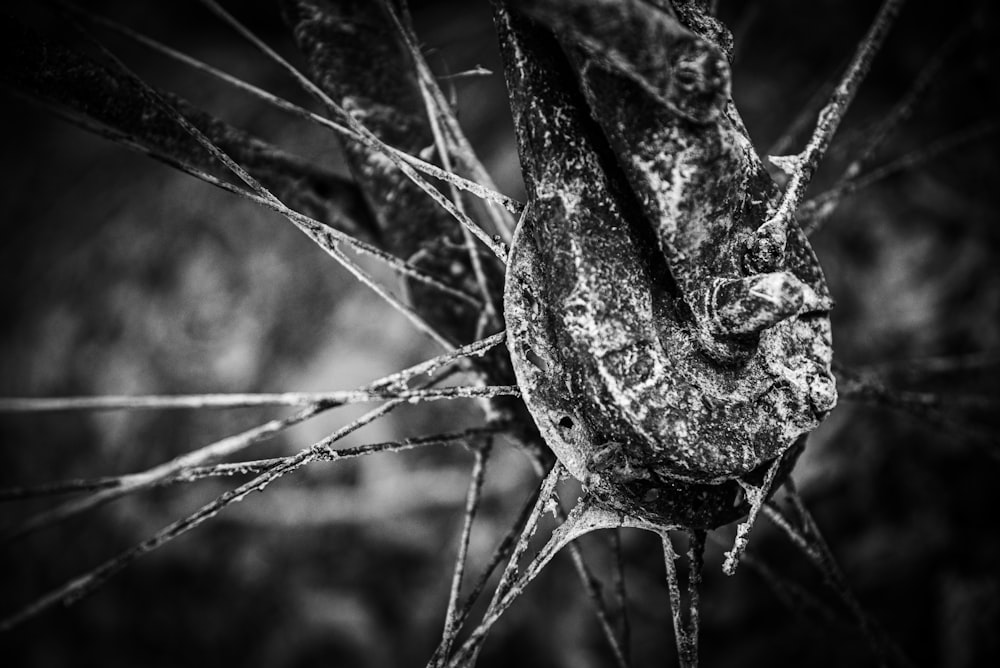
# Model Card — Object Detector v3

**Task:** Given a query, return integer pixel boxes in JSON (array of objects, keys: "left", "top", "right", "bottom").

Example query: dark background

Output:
[{"left": 1, "top": 1, "right": 998, "bottom": 666}]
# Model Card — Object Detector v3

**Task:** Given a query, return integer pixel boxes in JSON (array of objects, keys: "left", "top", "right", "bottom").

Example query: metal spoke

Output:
[
  {"left": 51, "top": 5, "right": 463, "bottom": 349},
  {"left": 0, "top": 385, "right": 520, "bottom": 413},
  {"left": 1, "top": 334, "right": 506, "bottom": 541},
  {"left": 437, "top": 437, "right": 493, "bottom": 664},
  {"left": 610, "top": 530, "right": 632, "bottom": 665},
  {"left": 835, "top": 363, "right": 1000, "bottom": 453},
  {"left": 385, "top": 0, "right": 517, "bottom": 243},
  {"left": 448, "top": 495, "right": 627, "bottom": 668},
  {"left": 723, "top": 454, "right": 784, "bottom": 575},
  {"left": 764, "top": 483, "right": 916, "bottom": 668},
  {"left": 56, "top": 0, "right": 522, "bottom": 216},
  {"left": 195, "top": 0, "right": 509, "bottom": 261},
  {"left": 427, "top": 476, "right": 542, "bottom": 667},
  {"left": 6, "top": 98, "right": 484, "bottom": 311},
  {"left": 0, "top": 398, "right": 405, "bottom": 632},
  {"left": 661, "top": 530, "right": 703, "bottom": 668},
  {"left": 0, "top": 426, "right": 507, "bottom": 503},
  {"left": 388, "top": 2, "right": 501, "bottom": 332},
  {"left": 557, "top": 504, "right": 630, "bottom": 668},
  {"left": 762, "top": 0, "right": 906, "bottom": 246},
  {"left": 800, "top": 122, "right": 998, "bottom": 235}
]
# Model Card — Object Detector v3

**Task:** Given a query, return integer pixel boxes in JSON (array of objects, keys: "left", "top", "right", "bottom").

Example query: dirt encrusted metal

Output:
[{"left": 499, "top": 0, "right": 836, "bottom": 529}]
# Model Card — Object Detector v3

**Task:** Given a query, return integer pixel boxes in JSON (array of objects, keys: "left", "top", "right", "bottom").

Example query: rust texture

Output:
[{"left": 500, "top": 0, "right": 836, "bottom": 528}]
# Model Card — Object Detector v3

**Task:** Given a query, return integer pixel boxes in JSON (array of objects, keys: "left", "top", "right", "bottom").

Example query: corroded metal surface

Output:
[{"left": 500, "top": 1, "right": 835, "bottom": 528}]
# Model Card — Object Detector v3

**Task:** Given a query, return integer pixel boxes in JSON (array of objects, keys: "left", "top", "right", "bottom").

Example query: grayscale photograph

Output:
[{"left": 1, "top": 1, "right": 998, "bottom": 666}]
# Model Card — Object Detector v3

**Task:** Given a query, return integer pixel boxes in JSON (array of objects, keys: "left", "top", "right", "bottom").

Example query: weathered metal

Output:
[{"left": 500, "top": 0, "right": 835, "bottom": 528}]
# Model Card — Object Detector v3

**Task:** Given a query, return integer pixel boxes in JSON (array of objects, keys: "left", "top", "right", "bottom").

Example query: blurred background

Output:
[{"left": 1, "top": 1, "right": 998, "bottom": 666}]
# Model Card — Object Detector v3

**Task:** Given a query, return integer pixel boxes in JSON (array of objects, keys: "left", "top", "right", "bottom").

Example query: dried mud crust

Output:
[{"left": 500, "top": 1, "right": 836, "bottom": 528}]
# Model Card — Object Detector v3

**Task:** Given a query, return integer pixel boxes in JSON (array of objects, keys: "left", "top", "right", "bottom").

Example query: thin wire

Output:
[
  {"left": 0, "top": 399, "right": 405, "bottom": 632},
  {"left": 437, "top": 438, "right": 493, "bottom": 664},
  {"left": 53, "top": 2, "right": 459, "bottom": 350},
  {"left": 764, "top": 0, "right": 906, "bottom": 242},
  {"left": 55, "top": 1, "right": 522, "bottom": 215},
  {"left": 610, "top": 530, "right": 632, "bottom": 665},
  {"left": 661, "top": 531, "right": 698, "bottom": 668},
  {"left": 5, "top": 95, "right": 485, "bottom": 310},
  {"left": 387, "top": 0, "right": 516, "bottom": 242},
  {"left": 195, "top": 0, "right": 509, "bottom": 261},
  {"left": 1, "top": 333, "right": 507, "bottom": 542},
  {"left": 559, "top": 506, "right": 630, "bottom": 668},
  {"left": 0, "top": 427, "right": 507, "bottom": 502},
  {"left": 800, "top": 122, "right": 998, "bottom": 236},
  {"left": 764, "top": 488, "right": 915, "bottom": 668},
  {"left": 0, "top": 385, "right": 521, "bottom": 413},
  {"left": 427, "top": 477, "right": 544, "bottom": 667}
]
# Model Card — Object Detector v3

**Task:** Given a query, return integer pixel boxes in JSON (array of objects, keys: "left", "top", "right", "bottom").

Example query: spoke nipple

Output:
[{"left": 711, "top": 272, "right": 805, "bottom": 337}]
